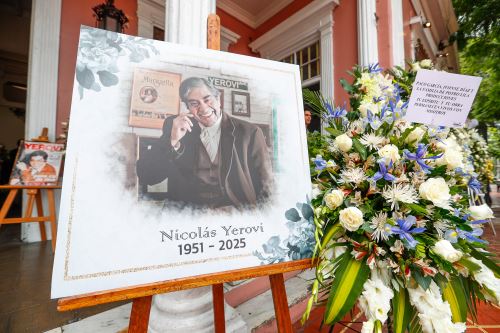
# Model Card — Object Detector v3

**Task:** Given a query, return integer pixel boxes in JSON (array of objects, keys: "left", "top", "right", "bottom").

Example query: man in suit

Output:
[{"left": 137, "top": 77, "right": 273, "bottom": 209}]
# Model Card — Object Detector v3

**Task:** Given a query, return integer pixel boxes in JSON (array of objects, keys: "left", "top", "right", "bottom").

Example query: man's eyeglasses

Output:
[{"left": 187, "top": 95, "right": 216, "bottom": 110}]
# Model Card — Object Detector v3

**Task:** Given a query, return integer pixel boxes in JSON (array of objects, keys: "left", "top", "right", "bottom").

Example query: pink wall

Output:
[
  {"left": 333, "top": 0, "right": 358, "bottom": 106},
  {"left": 377, "top": 0, "right": 393, "bottom": 69},
  {"left": 217, "top": 8, "right": 259, "bottom": 57},
  {"left": 254, "top": 0, "right": 313, "bottom": 38},
  {"left": 402, "top": 0, "right": 416, "bottom": 65},
  {"left": 56, "top": 0, "right": 138, "bottom": 135}
]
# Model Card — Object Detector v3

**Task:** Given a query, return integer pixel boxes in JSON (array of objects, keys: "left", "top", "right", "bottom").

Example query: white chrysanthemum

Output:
[
  {"left": 370, "top": 212, "right": 390, "bottom": 242},
  {"left": 468, "top": 257, "right": 500, "bottom": 304},
  {"left": 433, "top": 220, "right": 450, "bottom": 238},
  {"left": 382, "top": 183, "right": 418, "bottom": 210},
  {"left": 340, "top": 167, "right": 368, "bottom": 186},
  {"left": 360, "top": 133, "right": 386, "bottom": 150},
  {"left": 408, "top": 281, "right": 466, "bottom": 333}
]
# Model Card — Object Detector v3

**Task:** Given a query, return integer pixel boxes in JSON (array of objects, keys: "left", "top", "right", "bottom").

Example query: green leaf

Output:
[
  {"left": 325, "top": 127, "right": 343, "bottom": 137},
  {"left": 340, "top": 78, "right": 354, "bottom": 93},
  {"left": 442, "top": 276, "right": 468, "bottom": 323},
  {"left": 320, "top": 223, "right": 343, "bottom": 249},
  {"left": 469, "top": 247, "right": 500, "bottom": 278},
  {"left": 324, "top": 253, "right": 370, "bottom": 325},
  {"left": 352, "top": 138, "right": 367, "bottom": 160},
  {"left": 285, "top": 208, "right": 301, "bottom": 222},
  {"left": 408, "top": 306, "right": 423, "bottom": 333},
  {"left": 413, "top": 269, "right": 432, "bottom": 290},
  {"left": 458, "top": 258, "right": 481, "bottom": 273},
  {"left": 392, "top": 287, "right": 412, "bottom": 333},
  {"left": 408, "top": 203, "right": 428, "bottom": 215}
]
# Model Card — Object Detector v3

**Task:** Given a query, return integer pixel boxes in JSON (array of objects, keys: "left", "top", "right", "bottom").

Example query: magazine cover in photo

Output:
[
  {"left": 51, "top": 26, "right": 311, "bottom": 298},
  {"left": 9, "top": 141, "right": 65, "bottom": 186}
]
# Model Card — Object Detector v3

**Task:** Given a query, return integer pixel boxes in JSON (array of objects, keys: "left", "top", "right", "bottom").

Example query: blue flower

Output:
[
  {"left": 313, "top": 155, "right": 327, "bottom": 171},
  {"left": 372, "top": 160, "right": 396, "bottom": 184},
  {"left": 404, "top": 144, "right": 442, "bottom": 174},
  {"left": 324, "top": 102, "right": 347, "bottom": 120},
  {"left": 391, "top": 215, "right": 426, "bottom": 248},
  {"left": 368, "top": 63, "right": 382, "bottom": 73},
  {"left": 365, "top": 110, "right": 383, "bottom": 130},
  {"left": 445, "top": 227, "right": 487, "bottom": 244},
  {"left": 468, "top": 176, "right": 482, "bottom": 194}
]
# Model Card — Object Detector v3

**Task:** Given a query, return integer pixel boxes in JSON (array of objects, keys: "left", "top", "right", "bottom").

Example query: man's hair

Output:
[
  {"left": 179, "top": 77, "right": 220, "bottom": 105},
  {"left": 30, "top": 150, "right": 48, "bottom": 161}
]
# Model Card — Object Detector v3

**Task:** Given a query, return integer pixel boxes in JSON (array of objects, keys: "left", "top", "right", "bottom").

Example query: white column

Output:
[
  {"left": 391, "top": 0, "right": 405, "bottom": 67},
  {"left": 320, "top": 18, "right": 334, "bottom": 101},
  {"left": 357, "top": 0, "right": 378, "bottom": 66},
  {"left": 22, "top": 0, "right": 62, "bottom": 242},
  {"left": 165, "top": 0, "right": 216, "bottom": 48},
  {"left": 150, "top": 1, "right": 247, "bottom": 332}
]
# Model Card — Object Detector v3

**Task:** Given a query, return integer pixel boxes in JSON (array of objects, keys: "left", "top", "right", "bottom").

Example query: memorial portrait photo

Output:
[{"left": 51, "top": 26, "right": 312, "bottom": 298}]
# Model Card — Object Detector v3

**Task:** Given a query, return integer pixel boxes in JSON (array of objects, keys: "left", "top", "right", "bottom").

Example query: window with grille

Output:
[{"left": 280, "top": 41, "right": 320, "bottom": 81}]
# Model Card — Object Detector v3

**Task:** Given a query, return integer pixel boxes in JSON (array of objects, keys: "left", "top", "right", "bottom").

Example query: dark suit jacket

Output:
[{"left": 136, "top": 112, "right": 273, "bottom": 208}]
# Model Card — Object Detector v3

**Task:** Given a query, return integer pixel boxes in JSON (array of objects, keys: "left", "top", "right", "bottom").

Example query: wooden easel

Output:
[
  {"left": 58, "top": 14, "right": 314, "bottom": 332},
  {"left": 0, "top": 184, "right": 60, "bottom": 251}
]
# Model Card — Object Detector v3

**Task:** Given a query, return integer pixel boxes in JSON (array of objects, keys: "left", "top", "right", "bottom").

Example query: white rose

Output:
[
  {"left": 335, "top": 133, "right": 353, "bottom": 152},
  {"left": 419, "top": 177, "right": 451, "bottom": 209},
  {"left": 432, "top": 239, "right": 463, "bottom": 262},
  {"left": 339, "top": 207, "right": 364, "bottom": 231},
  {"left": 324, "top": 190, "right": 344, "bottom": 210},
  {"left": 411, "top": 62, "right": 421, "bottom": 72},
  {"left": 378, "top": 144, "right": 400, "bottom": 163},
  {"left": 405, "top": 127, "right": 426, "bottom": 145},
  {"left": 435, "top": 149, "right": 464, "bottom": 170},
  {"left": 469, "top": 204, "right": 494, "bottom": 220},
  {"left": 420, "top": 59, "right": 432, "bottom": 68}
]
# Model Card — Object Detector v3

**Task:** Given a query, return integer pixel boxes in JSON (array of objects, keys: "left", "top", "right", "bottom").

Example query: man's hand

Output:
[
  {"left": 170, "top": 113, "right": 194, "bottom": 149},
  {"left": 16, "top": 162, "right": 28, "bottom": 171}
]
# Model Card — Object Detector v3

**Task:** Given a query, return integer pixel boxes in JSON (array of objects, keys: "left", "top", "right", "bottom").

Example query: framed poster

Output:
[
  {"left": 51, "top": 26, "right": 311, "bottom": 298},
  {"left": 9, "top": 141, "right": 65, "bottom": 186},
  {"left": 232, "top": 91, "right": 250, "bottom": 117}
]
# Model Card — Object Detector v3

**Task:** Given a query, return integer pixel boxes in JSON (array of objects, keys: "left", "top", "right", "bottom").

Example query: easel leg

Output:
[
  {"left": 212, "top": 283, "right": 226, "bottom": 333},
  {"left": 47, "top": 189, "right": 57, "bottom": 252},
  {"left": 128, "top": 296, "right": 152, "bottom": 333},
  {"left": 269, "top": 273, "right": 292, "bottom": 333},
  {"left": 24, "top": 189, "right": 36, "bottom": 223},
  {"left": 35, "top": 190, "right": 47, "bottom": 241},
  {"left": 0, "top": 189, "right": 18, "bottom": 228}
]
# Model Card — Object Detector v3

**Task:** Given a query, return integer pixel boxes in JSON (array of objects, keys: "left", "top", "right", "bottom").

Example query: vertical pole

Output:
[
  {"left": 212, "top": 283, "right": 226, "bottom": 333},
  {"left": 35, "top": 189, "right": 47, "bottom": 241},
  {"left": 47, "top": 189, "right": 57, "bottom": 251},
  {"left": 269, "top": 273, "right": 292, "bottom": 333},
  {"left": 128, "top": 296, "right": 153, "bottom": 333}
]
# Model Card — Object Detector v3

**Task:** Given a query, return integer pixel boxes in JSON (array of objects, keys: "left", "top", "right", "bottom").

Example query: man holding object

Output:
[{"left": 137, "top": 77, "right": 273, "bottom": 209}]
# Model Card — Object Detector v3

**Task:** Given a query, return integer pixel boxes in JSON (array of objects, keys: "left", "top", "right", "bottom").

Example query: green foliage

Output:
[
  {"left": 392, "top": 287, "right": 412, "bottom": 333},
  {"left": 452, "top": 0, "right": 500, "bottom": 123}
]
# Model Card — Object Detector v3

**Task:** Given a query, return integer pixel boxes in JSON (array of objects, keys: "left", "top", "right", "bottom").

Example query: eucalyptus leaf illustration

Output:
[
  {"left": 97, "top": 70, "right": 119, "bottom": 87},
  {"left": 76, "top": 66, "right": 95, "bottom": 89}
]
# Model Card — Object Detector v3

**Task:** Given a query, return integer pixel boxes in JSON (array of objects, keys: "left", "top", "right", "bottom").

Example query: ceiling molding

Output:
[
  {"left": 254, "top": 0, "right": 294, "bottom": 27},
  {"left": 217, "top": 0, "right": 293, "bottom": 29},
  {"left": 217, "top": 0, "right": 255, "bottom": 28},
  {"left": 220, "top": 26, "right": 241, "bottom": 51},
  {"left": 249, "top": 0, "right": 337, "bottom": 59}
]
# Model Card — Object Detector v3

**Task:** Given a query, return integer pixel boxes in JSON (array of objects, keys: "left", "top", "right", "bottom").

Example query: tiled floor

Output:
[
  {"left": 293, "top": 191, "right": 500, "bottom": 332},
  {"left": 0, "top": 224, "right": 125, "bottom": 333}
]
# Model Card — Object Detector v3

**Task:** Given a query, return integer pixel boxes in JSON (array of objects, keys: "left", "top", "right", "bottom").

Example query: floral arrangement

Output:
[
  {"left": 449, "top": 126, "right": 495, "bottom": 186},
  {"left": 302, "top": 63, "right": 499, "bottom": 333}
]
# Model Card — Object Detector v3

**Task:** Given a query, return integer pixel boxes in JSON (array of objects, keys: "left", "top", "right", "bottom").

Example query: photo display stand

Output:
[
  {"left": 0, "top": 129, "right": 61, "bottom": 252},
  {"left": 0, "top": 184, "right": 60, "bottom": 251},
  {"left": 56, "top": 15, "right": 314, "bottom": 333}
]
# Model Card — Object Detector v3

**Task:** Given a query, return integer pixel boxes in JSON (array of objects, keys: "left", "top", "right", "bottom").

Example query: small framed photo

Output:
[{"left": 231, "top": 91, "right": 250, "bottom": 117}]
